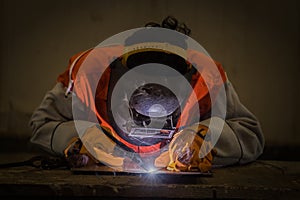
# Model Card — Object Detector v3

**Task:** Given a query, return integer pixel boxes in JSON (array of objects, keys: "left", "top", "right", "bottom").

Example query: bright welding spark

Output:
[
  {"left": 142, "top": 171, "right": 162, "bottom": 185},
  {"left": 147, "top": 167, "right": 159, "bottom": 174}
]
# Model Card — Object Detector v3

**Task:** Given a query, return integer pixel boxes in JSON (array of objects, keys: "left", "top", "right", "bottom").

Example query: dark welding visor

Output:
[{"left": 126, "top": 83, "right": 180, "bottom": 143}]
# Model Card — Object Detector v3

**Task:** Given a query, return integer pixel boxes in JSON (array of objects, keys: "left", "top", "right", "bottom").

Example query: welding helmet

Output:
[
  {"left": 94, "top": 19, "right": 195, "bottom": 151},
  {"left": 105, "top": 34, "right": 195, "bottom": 148}
]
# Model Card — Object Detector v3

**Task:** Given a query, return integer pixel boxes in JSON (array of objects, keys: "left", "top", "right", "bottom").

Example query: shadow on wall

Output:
[{"left": 0, "top": 102, "right": 32, "bottom": 140}]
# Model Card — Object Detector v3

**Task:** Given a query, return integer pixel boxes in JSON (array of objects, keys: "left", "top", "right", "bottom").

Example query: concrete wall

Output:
[{"left": 0, "top": 0, "right": 299, "bottom": 148}]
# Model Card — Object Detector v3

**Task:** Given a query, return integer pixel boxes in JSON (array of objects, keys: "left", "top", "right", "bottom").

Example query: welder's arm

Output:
[
  {"left": 199, "top": 80, "right": 265, "bottom": 166},
  {"left": 29, "top": 82, "right": 78, "bottom": 156}
]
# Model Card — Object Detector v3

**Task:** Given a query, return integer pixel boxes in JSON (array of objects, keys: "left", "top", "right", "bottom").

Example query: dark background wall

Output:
[{"left": 0, "top": 0, "right": 299, "bottom": 156}]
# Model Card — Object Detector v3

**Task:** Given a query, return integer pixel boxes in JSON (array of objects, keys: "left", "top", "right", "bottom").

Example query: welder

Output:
[{"left": 29, "top": 16, "right": 264, "bottom": 172}]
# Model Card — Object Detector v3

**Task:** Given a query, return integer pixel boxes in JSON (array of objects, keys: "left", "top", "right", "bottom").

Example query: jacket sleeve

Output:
[
  {"left": 199, "top": 79, "right": 265, "bottom": 166},
  {"left": 29, "top": 82, "right": 78, "bottom": 156}
]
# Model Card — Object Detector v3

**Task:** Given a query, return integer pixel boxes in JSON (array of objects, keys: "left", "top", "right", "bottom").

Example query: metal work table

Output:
[{"left": 0, "top": 156, "right": 299, "bottom": 199}]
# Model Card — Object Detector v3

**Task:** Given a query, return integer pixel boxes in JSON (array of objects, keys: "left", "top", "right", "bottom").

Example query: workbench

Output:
[{"left": 0, "top": 155, "right": 299, "bottom": 199}]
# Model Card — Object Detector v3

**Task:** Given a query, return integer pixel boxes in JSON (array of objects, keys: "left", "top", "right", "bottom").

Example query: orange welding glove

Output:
[
  {"left": 64, "top": 125, "right": 125, "bottom": 169},
  {"left": 154, "top": 124, "right": 216, "bottom": 173}
]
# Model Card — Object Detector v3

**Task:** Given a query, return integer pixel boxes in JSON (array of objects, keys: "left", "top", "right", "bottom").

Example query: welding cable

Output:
[{"left": 0, "top": 155, "right": 68, "bottom": 170}]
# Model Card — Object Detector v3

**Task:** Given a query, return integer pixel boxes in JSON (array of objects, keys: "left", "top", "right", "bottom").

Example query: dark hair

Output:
[
  {"left": 145, "top": 16, "right": 191, "bottom": 36},
  {"left": 125, "top": 16, "right": 189, "bottom": 49}
]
